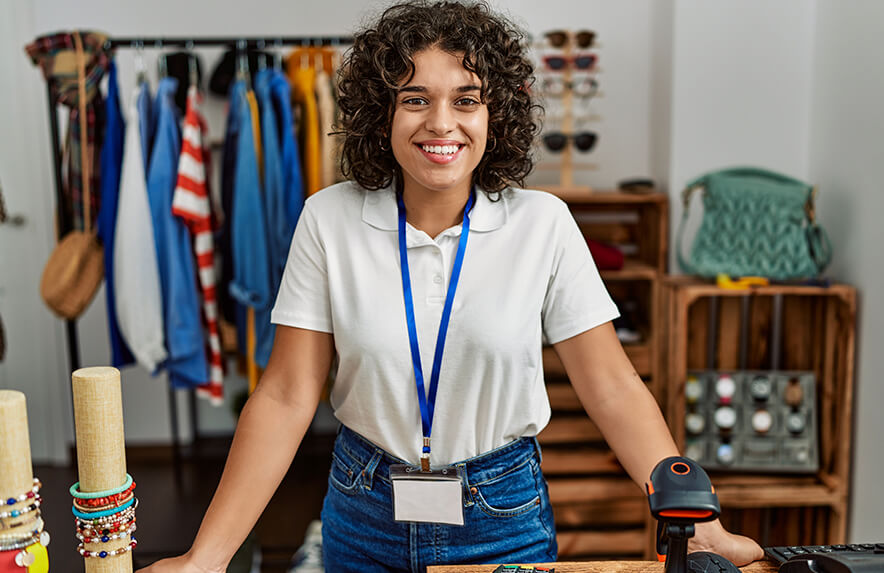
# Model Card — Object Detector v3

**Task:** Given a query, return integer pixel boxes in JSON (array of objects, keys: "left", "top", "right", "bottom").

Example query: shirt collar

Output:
[{"left": 361, "top": 183, "right": 507, "bottom": 233}]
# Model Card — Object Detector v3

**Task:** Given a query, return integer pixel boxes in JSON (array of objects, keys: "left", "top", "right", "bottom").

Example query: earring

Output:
[
  {"left": 486, "top": 135, "right": 497, "bottom": 153},
  {"left": 379, "top": 137, "right": 390, "bottom": 151}
]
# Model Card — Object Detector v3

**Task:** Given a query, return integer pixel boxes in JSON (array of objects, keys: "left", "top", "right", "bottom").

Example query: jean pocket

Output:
[
  {"left": 472, "top": 458, "right": 542, "bottom": 518},
  {"left": 329, "top": 450, "right": 363, "bottom": 495}
]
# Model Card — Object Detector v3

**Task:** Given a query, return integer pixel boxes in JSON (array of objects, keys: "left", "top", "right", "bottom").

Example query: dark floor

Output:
[{"left": 35, "top": 432, "right": 334, "bottom": 572}]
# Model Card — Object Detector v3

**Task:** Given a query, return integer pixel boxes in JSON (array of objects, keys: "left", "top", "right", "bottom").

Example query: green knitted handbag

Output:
[{"left": 676, "top": 167, "right": 832, "bottom": 280}]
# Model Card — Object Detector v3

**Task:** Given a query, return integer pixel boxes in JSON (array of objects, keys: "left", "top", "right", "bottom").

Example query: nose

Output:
[{"left": 424, "top": 102, "right": 455, "bottom": 135}]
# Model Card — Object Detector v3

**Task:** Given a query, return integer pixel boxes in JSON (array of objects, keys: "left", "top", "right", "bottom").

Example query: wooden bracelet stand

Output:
[
  {"left": 72, "top": 367, "right": 132, "bottom": 573},
  {"left": 0, "top": 390, "right": 39, "bottom": 541}
]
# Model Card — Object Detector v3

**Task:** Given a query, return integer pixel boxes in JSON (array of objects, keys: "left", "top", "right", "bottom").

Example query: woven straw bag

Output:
[
  {"left": 676, "top": 167, "right": 832, "bottom": 280},
  {"left": 40, "top": 31, "right": 104, "bottom": 319}
]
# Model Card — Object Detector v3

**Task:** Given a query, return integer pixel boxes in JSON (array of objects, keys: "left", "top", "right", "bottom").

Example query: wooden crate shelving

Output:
[
  {"left": 537, "top": 190, "right": 668, "bottom": 560},
  {"left": 661, "top": 278, "right": 856, "bottom": 547}
]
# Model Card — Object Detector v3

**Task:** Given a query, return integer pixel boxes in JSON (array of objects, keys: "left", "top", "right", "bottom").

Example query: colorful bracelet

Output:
[
  {"left": 77, "top": 538, "right": 137, "bottom": 558},
  {"left": 71, "top": 496, "right": 135, "bottom": 520},
  {"left": 77, "top": 523, "right": 136, "bottom": 544},
  {"left": 76, "top": 516, "right": 135, "bottom": 536},
  {"left": 2, "top": 478, "right": 41, "bottom": 506},
  {"left": 0, "top": 497, "right": 41, "bottom": 519},
  {"left": 70, "top": 474, "right": 133, "bottom": 500},
  {"left": 0, "top": 511, "right": 42, "bottom": 531},
  {"left": 74, "top": 482, "right": 136, "bottom": 508},
  {"left": 75, "top": 502, "right": 137, "bottom": 527},
  {"left": 72, "top": 491, "right": 135, "bottom": 513},
  {"left": 0, "top": 517, "right": 43, "bottom": 541},
  {"left": 0, "top": 533, "right": 38, "bottom": 552}
]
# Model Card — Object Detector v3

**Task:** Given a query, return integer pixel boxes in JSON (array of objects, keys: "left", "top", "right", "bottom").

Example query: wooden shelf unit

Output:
[
  {"left": 537, "top": 189, "right": 669, "bottom": 560},
  {"left": 661, "top": 279, "right": 857, "bottom": 547}
]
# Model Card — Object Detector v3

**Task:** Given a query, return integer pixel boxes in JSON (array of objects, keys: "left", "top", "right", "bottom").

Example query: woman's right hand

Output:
[{"left": 135, "top": 554, "right": 223, "bottom": 573}]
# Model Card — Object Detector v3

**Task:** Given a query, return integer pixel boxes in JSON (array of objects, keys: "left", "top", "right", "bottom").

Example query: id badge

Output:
[{"left": 390, "top": 464, "right": 464, "bottom": 526}]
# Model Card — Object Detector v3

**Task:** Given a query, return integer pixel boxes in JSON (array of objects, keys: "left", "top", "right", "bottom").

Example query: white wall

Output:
[
  {"left": 807, "top": 0, "right": 884, "bottom": 543},
  {"left": 668, "top": 0, "right": 817, "bottom": 259}
]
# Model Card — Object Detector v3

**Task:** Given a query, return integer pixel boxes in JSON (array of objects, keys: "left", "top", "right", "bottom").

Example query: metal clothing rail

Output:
[
  {"left": 41, "top": 34, "right": 351, "bottom": 470},
  {"left": 107, "top": 35, "right": 353, "bottom": 48}
]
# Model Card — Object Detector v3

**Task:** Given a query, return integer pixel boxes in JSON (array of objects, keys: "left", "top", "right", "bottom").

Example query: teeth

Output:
[{"left": 421, "top": 144, "right": 459, "bottom": 155}]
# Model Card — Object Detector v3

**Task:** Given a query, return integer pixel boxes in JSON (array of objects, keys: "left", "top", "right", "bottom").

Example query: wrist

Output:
[{"left": 183, "top": 549, "right": 228, "bottom": 573}]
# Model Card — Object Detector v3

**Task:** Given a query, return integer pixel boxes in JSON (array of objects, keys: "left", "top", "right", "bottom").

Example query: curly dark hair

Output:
[{"left": 336, "top": 0, "right": 540, "bottom": 195}]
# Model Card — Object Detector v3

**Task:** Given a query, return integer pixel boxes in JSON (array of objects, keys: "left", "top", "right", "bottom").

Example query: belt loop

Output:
[
  {"left": 362, "top": 450, "right": 383, "bottom": 491},
  {"left": 457, "top": 462, "right": 474, "bottom": 506},
  {"left": 532, "top": 436, "right": 543, "bottom": 464}
]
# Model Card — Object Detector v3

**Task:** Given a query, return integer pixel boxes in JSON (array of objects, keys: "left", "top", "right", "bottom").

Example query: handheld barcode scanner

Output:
[{"left": 646, "top": 456, "right": 721, "bottom": 573}]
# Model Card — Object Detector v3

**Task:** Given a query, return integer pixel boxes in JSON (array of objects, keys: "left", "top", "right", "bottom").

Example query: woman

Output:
[{"left": 140, "top": 2, "right": 763, "bottom": 571}]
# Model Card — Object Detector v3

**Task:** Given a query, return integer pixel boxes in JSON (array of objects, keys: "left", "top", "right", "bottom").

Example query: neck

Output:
[{"left": 401, "top": 183, "right": 472, "bottom": 239}]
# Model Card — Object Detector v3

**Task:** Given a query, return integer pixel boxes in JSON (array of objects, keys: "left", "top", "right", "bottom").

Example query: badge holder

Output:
[{"left": 390, "top": 464, "right": 464, "bottom": 526}]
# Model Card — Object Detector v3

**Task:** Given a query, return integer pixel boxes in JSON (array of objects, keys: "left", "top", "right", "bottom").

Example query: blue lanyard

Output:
[{"left": 397, "top": 188, "right": 475, "bottom": 470}]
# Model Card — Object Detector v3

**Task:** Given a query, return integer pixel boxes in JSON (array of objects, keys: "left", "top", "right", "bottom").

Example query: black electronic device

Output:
[
  {"left": 778, "top": 552, "right": 884, "bottom": 573},
  {"left": 646, "top": 456, "right": 736, "bottom": 573},
  {"left": 766, "top": 544, "right": 884, "bottom": 567},
  {"left": 684, "top": 551, "right": 740, "bottom": 573}
]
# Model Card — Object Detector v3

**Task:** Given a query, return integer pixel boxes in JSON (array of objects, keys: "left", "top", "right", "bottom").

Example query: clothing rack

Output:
[{"left": 41, "top": 34, "right": 352, "bottom": 469}]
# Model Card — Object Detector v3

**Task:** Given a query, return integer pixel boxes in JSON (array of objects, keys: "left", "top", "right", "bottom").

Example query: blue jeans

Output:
[{"left": 321, "top": 426, "right": 558, "bottom": 572}]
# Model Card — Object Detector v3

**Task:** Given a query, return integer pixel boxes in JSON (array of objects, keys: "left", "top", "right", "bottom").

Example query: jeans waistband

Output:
[{"left": 335, "top": 425, "right": 542, "bottom": 489}]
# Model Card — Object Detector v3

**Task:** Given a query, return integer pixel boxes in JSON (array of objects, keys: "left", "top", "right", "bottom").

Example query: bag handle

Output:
[{"left": 73, "top": 31, "right": 91, "bottom": 233}]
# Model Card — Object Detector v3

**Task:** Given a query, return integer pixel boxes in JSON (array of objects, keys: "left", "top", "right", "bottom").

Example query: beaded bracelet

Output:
[
  {"left": 77, "top": 523, "right": 136, "bottom": 544},
  {"left": 0, "top": 533, "right": 39, "bottom": 552},
  {"left": 71, "top": 496, "right": 135, "bottom": 520},
  {"left": 77, "top": 538, "right": 137, "bottom": 559},
  {"left": 70, "top": 474, "right": 133, "bottom": 500},
  {"left": 77, "top": 497, "right": 138, "bottom": 525},
  {"left": 2, "top": 478, "right": 41, "bottom": 506},
  {"left": 0, "top": 497, "right": 41, "bottom": 519},
  {"left": 0, "top": 511, "right": 42, "bottom": 531},
  {"left": 74, "top": 482, "right": 136, "bottom": 508},
  {"left": 72, "top": 491, "right": 135, "bottom": 513},
  {"left": 76, "top": 516, "right": 135, "bottom": 536},
  {"left": 0, "top": 517, "right": 42, "bottom": 541}
]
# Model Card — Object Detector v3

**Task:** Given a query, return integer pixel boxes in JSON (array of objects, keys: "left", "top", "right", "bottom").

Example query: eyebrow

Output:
[{"left": 397, "top": 85, "right": 482, "bottom": 94}]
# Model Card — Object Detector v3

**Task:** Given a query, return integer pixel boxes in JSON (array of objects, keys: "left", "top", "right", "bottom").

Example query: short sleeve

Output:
[
  {"left": 270, "top": 199, "right": 334, "bottom": 333},
  {"left": 541, "top": 201, "right": 619, "bottom": 344}
]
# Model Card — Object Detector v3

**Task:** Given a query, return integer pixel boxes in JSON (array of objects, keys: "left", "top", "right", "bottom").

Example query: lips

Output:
[{"left": 415, "top": 141, "right": 465, "bottom": 164}]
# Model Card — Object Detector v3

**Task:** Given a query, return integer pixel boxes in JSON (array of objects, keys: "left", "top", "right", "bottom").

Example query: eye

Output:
[
  {"left": 400, "top": 97, "right": 428, "bottom": 106},
  {"left": 455, "top": 96, "right": 481, "bottom": 106}
]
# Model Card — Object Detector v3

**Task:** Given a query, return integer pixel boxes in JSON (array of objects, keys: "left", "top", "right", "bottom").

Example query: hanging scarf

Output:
[{"left": 25, "top": 31, "right": 112, "bottom": 232}]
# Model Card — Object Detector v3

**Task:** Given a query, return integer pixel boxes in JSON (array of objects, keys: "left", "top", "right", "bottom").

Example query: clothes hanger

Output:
[
  {"left": 135, "top": 39, "right": 147, "bottom": 85},
  {"left": 186, "top": 40, "right": 198, "bottom": 88},
  {"left": 236, "top": 39, "right": 250, "bottom": 89}
]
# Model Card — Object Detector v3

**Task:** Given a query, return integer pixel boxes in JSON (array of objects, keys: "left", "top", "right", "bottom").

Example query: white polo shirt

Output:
[{"left": 271, "top": 181, "right": 619, "bottom": 466}]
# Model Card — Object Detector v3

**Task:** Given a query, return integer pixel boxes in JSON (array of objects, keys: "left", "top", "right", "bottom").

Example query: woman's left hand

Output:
[{"left": 690, "top": 519, "right": 764, "bottom": 566}]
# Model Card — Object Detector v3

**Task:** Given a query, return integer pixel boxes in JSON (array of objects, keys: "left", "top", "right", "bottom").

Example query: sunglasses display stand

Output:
[{"left": 536, "top": 30, "right": 597, "bottom": 200}]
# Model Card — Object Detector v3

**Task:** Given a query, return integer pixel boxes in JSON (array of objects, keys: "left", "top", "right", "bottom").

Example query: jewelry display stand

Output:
[
  {"left": 72, "top": 367, "right": 132, "bottom": 573},
  {"left": 0, "top": 391, "right": 48, "bottom": 571}
]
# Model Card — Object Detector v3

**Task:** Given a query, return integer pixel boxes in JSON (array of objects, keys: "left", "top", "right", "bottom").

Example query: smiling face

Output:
[{"left": 390, "top": 46, "right": 489, "bottom": 199}]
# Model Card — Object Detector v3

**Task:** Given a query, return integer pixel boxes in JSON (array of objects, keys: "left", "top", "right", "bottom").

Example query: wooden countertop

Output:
[{"left": 428, "top": 560, "right": 778, "bottom": 572}]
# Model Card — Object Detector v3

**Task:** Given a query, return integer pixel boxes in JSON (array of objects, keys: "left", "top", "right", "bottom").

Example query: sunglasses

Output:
[
  {"left": 543, "top": 131, "right": 598, "bottom": 153},
  {"left": 545, "top": 30, "right": 596, "bottom": 49},
  {"left": 543, "top": 54, "right": 597, "bottom": 72},
  {"left": 541, "top": 76, "right": 599, "bottom": 98}
]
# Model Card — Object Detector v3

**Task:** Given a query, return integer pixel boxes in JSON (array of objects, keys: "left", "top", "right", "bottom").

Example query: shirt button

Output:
[{"left": 433, "top": 275, "right": 443, "bottom": 284}]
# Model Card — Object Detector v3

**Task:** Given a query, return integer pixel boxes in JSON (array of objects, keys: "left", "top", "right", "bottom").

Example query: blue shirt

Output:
[
  {"left": 147, "top": 77, "right": 209, "bottom": 388},
  {"left": 97, "top": 60, "right": 134, "bottom": 368},
  {"left": 230, "top": 79, "right": 274, "bottom": 366}
]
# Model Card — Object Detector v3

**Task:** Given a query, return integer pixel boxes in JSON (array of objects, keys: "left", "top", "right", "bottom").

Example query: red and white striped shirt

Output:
[{"left": 172, "top": 85, "right": 224, "bottom": 404}]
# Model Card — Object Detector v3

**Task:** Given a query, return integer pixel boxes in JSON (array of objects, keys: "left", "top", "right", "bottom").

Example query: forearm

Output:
[
  {"left": 581, "top": 372, "right": 679, "bottom": 490},
  {"left": 186, "top": 386, "right": 319, "bottom": 571}
]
